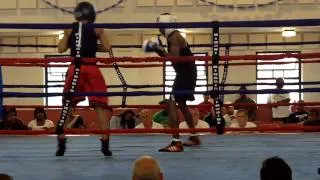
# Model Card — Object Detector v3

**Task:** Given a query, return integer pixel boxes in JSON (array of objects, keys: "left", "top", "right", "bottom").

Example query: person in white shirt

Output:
[
  {"left": 28, "top": 107, "right": 54, "bottom": 131},
  {"left": 179, "top": 109, "right": 210, "bottom": 135},
  {"left": 230, "top": 109, "right": 256, "bottom": 128},
  {"left": 222, "top": 101, "right": 237, "bottom": 127},
  {"left": 135, "top": 109, "right": 163, "bottom": 129},
  {"left": 267, "top": 78, "right": 291, "bottom": 123}
]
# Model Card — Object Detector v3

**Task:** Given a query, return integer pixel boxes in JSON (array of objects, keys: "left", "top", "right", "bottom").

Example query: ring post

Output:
[{"left": 212, "top": 21, "right": 224, "bottom": 135}]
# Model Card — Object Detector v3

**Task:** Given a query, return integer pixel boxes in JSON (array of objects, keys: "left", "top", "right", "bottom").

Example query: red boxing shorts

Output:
[{"left": 63, "top": 65, "right": 108, "bottom": 107}]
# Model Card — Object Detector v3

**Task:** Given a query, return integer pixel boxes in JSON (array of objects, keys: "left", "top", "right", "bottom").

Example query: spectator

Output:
[
  {"left": 287, "top": 100, "right": 308, "bottom": 123},
  {"left": 233, "top": 85, "right": 257, "bottom": 121},
  {"left": 267, "top": 78, "right": 291, "bottom": 123},
  {"left": 260, "top": 156, "right": 292, "bottom": 180},
  {"left": 28, "top": 108, "right": 54, "bottom": 131},
  {"left": 66, "top": 110, "right": 86, "bottom": 129},
  {"left": 132, "top": 155, "right": 163, "bottom": 180},
  {"left": 222, "top": 101, "right": 237, "bottom": 127},
  {"left": 135, "top": 110, "right": 163, "bottom": 129},
  {"left": 230, "top": 109, "right": 257, "bottom": 128},
  {"left": 0, "top": 173, "right": 13, "bottom": 180},
  {"left": 110, "top": 110, "right": 137, "bottom": 129},
  {"left": 303, "top": 109, "right": 320, "bottom": 126},
  {"left": 204, "top": 106, "right": 226, "bottom": 128},
  {"left": 198, "top": 94, "right": 213, "bottom": 120},
  {"left": 152, "top": 99, "right": 169, "bottom": 128},
  {"left": 0, "top": 107, "right": 28, "bottom": 130},
  {"left": 179, "top": 109, "right": 210, "bottom": 129}
]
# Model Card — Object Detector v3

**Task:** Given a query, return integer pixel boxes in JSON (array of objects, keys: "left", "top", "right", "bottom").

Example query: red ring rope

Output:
[{"left": 0, "top": 125, "right": 319, "bottom": 135}]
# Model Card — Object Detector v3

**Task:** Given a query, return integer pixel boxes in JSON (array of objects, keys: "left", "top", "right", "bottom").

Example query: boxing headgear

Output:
[
  {"left": 157, "top": 13, "right": 176, "bottom": 38},
  {"left": 74, "top": 1, "right": 96, "bottom": 23}
]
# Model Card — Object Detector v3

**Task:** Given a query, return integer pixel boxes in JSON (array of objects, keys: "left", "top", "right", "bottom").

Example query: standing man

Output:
[
  {"left": 267, "top": 78, "right": 291, "bottom": 123},
  {"left": 143, "top": 13, "right": 200, "bottom": 152},
  {"left": 56, "top": 1, "right": 112, "bottom": 156}
]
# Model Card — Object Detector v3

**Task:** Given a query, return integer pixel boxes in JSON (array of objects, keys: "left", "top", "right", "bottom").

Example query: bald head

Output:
[{"left": 132, "top": 156, "right": 163, "bottom": 180}]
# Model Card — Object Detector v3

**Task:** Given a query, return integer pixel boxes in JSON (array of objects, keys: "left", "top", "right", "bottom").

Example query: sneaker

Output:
[
  {"left": 56, "top": 138, "right": 67, "bottom": 156},
  {"left": 100, "top": 139, "right": 112, "bottom": 156},
  {"left": 159, "top": 141, "right": 184, "bottom": 152},
  {"left": 183, "top": 136, "right": 201, "bottom": 147}
]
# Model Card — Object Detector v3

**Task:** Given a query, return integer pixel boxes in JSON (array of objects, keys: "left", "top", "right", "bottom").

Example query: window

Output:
[
  {"left": 44, "top": 55, "right": 89, "bottom": 106},
  {"left": 256, "top": 52, "right": 301, "bottom": 104},
  {"left": 164, "top": 53, "right": 208, "bottom": 105}
]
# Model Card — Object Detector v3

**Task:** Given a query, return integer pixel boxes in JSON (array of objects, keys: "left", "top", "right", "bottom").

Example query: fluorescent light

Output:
[{"left": 282, "top": 29, "right": 296, "bottom": 37}]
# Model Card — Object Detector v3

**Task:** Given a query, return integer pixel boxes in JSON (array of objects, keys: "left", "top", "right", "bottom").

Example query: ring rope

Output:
[
  {"left": 2, "top": 41, "right": 320, "bottom": 49},
  {"left": 1, "top": 52, "right": 320, "bottom": 64},
  {"left": 1, "top": 59, "right": 320, "bottom": 68},
  {"left": 5, "top": 101, "right": 320, "bottom": 110},
  {"left": 109, "top": 49, "right": 128, "bottom": 107},
  {"left": 1, "top": 19, "right": 320, "bottom": 29},
  {"left": 3, "top": 80, "right": 320, "bottom": 89},
  {"left": 55, "top": 23, "right": 83, "bottom": 135},
  {"left": 3, "top": 88, "right": 320, "bottom": 98},
  {"left": 219, "top": 46, "right": 230, "bottom": 103},
  {"left": 1, "top": 125, "right": 320, "bottom": 135}
]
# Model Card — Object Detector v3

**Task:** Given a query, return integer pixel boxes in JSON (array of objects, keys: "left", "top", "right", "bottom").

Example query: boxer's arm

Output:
[
  {"left": 96, "top": 28, "right": 111, "bottom": 52},
  {"left": 57, "top": 29, "right": 72, "bottom": 53},
  {"left": 168, "top": 32, "right": 186, "bottom": 57}
]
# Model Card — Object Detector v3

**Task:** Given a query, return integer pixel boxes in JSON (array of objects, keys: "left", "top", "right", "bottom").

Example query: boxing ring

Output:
[{"left": 0, "top": 19, "right": 320, "bottom": 180}]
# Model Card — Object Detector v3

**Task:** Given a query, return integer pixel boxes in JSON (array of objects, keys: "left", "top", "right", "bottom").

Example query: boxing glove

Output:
[{"left": 142, "top": 40, "right": 167, "bottom": 57}]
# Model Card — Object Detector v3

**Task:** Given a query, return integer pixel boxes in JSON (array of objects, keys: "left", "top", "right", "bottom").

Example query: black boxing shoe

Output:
[
  {"left": 56, "top": 137, "right": 67, "bottom": 156},
  {"left": 100, "top": 139, "right": 112, "bottom": 156}
]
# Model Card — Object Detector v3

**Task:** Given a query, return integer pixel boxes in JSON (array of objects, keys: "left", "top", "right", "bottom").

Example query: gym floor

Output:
[{"left": 0, "top": 133, "right": 319, "bottom": 180}]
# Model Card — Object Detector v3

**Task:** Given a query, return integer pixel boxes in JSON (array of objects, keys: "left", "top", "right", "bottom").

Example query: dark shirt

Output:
[
  {"left": 234, "top": 96, "right": 257, "bottom": 121},
  {"left": 288, "top": 110, "right": 308, "bottom": 123},
  {"left": 167, "top": 30, "right": 196, "bottom": 75},
  {"left": 0, "top": 119, "right": 29, "bottom": 130},
  {"left": 68, "top": 22, "right": 97, "bottom": 58}
]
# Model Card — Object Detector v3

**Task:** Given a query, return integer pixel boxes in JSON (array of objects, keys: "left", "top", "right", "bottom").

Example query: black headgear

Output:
[{"left": 74, "top": 1, "right": 96, "bottom": 23}]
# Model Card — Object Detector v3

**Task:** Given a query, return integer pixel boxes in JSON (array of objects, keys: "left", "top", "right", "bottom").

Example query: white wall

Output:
[{"left": 1, "top": 31, "right": 320, "bottom": 105}]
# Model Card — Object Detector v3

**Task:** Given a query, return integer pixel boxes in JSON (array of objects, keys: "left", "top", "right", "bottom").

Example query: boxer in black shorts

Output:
[{"left": 143, "top": 13, "right": 201, "bottom": 152}]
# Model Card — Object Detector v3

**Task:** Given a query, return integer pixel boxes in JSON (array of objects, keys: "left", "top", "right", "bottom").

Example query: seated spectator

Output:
[
  {"left": 230, "top": 109, "right": 256, "bottom": 128},
  {"left": 152, "top": 99, "right": 169, "bottom": 128},
  {"left": 0, "top": 107, "right": 28, "bottom": 130},
  {"left": 179, "top": 109, "right": 210, "bottom": 131},
  {"left": 303, "top": 109, "right": 320, "bottom": 126},
  {"left": 287, "top": 100, "right": 308, "bottom": 123},
  {"left": 234, "top": 85, "right": 257, "bottom": 121},
  {"left": 132, "top": 155, "right": 163, "bottom": 180},
  {"left": 0, "top": 173, "right": 13, "bottom": 180},
  {"left": 66, "top": 110, "right": 86, "bottom": 129},
  {"left": 135, "top": 110, "right": 163, "bottom": 129},
  {"left": 204, "top": 107, "right": 226, "bottom": 128},
  {"left": 28, "top": 107, "right": 54, "bottom": 131},
  {"left": 260, "top": 156, "right": 292, "bottom": 180},
  {"left": 110, "top": 110, "right": 137, "bottom": 129},
  {"left": 198, "top": 94, "right": 213, "bottom": 120},
  {"left": 222, "top": 101, "right": 237, "bottom": 127},
  {"left": 267, "top": 78, "right": 291, "bottom": 123}
]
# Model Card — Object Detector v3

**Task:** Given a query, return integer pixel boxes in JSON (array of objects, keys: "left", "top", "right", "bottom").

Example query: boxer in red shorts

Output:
[{"left": 55, "top": 1, "right": 112, "bottom": 156}]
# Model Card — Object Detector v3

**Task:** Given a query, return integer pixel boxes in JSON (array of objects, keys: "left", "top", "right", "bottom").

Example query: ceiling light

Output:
[{"left": 282, "top": 29, "right": 296, "bottom": 38}]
